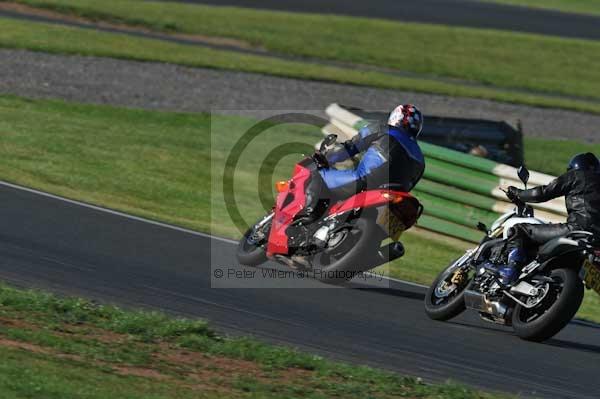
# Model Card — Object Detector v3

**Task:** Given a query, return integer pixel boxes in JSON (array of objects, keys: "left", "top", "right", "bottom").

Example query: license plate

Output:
[
  {"left": 583, "top": 259, "right": 600, "bottom": 295},
  {"left": 377, "top": 207, "right": 406, "bottom": 241}
]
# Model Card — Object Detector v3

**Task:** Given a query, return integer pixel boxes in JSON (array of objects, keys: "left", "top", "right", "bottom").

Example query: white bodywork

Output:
[
  {"left": 503, "top": 216, "right": 545, "bottom": 239},
  {"left": 490, "top": 210, "right": 546, "bottom": 239}
]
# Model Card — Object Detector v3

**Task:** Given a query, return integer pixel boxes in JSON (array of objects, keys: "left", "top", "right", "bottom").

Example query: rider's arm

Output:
[
  {"left": 326, "top": 126, "right": 379, "bottom": 164},
  {"left": 516, "top": 171, "right": 573, "bottom": 203}
]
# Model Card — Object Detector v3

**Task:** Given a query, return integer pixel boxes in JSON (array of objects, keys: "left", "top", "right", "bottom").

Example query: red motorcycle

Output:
[{"left": 236, "top": 134, "right": 423, "bottom": 283}]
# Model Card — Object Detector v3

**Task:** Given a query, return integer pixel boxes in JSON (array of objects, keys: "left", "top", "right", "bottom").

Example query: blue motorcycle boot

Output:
[{"left": 496, "top": 248, "right": 527, "bottom": 286}]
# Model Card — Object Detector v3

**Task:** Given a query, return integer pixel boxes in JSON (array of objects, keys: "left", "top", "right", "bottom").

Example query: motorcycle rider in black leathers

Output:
[
  {"left": 498, "top": 153, "right": 600, "bottom": 284},
  {"left": 303, "top": 104, "right": 425, "bottom": 218}
]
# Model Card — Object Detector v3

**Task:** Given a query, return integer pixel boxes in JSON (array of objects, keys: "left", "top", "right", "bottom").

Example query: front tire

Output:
[
  {"left": 425, "top": 257, "right": 472, "bottom": 321},
  {"left": 236, "top": 215, "right": 271, "bottom": 266},
  {"left": 512, "top": 268, "right": 583, "bottom": 342}
]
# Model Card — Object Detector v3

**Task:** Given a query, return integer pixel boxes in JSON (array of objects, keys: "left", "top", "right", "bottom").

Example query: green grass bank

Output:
[
  {"left": 2, "top": 2, "right": 600, "bottom": 113},
  {"left": 0, "top": 284, "right": 515, "bottom": 398},
  {"left": 12, "top": 0, "right": 600, "bottom": 101}
]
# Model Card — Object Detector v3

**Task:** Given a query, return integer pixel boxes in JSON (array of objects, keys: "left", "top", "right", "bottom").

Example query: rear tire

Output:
[
  {"left": 311, "top": 217, "right": 381, "bottom": 284},
  {"left": 425, "top": 258, "right": 471, "bottom": 321},
  {"left": 512, "top": 268, "right": 583, "bottom": 342}
]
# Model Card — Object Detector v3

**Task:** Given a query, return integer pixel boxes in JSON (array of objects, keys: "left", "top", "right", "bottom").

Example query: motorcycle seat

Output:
[
  {"left": 566, "top": 231, "right": 594, "bottom": 239},
  {"left": 378, "top": 183, "right": 408, "bottom": 191}
]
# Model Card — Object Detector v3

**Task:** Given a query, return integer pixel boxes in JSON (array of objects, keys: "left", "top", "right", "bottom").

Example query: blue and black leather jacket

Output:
[{"left": 319, "top": 123, "right": 425, "bottom": 194}]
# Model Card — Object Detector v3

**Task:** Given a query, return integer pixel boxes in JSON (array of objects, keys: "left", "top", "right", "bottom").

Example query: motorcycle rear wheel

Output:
[
  {"left": 512, "top": 268, "right": 583, "bottom": 342},
  {"left": 311, "top": 217, "right": 380, "bottom": 284}
]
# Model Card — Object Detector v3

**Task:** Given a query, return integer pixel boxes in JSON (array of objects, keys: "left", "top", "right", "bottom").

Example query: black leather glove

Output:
[
  {"left": 312, "top": 151, "right": 329, "bottom": 169},
  {"left": 506, "top": 186, "right": 521, "bottom": 201}
]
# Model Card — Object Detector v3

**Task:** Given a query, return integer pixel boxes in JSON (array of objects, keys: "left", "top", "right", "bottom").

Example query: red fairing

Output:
[
  {"left": 266, "top": 159, "right": 415, "bottom": 256},
  {"left": 266, "top": 164, "right": 311, "bottom": 256},
  {"left": 328, "top": 189, "right": 413, "bottom": 217}
]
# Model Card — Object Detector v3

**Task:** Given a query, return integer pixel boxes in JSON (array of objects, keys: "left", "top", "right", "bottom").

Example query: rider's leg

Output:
[
  {"left": 318, "top": 147, "right": 387, "bottom": 193},
  {"left": 303, "top": 171, "right": 332, "bottom": 221},
  {"left": 303, "top": 148, "right": 387, "bottom": 220},
  {"left": 498, "top": 223, "right": 572, "bottom": 285},
  {"left": 527, "top": 223, "right": 573, "bottom": 244},
  {"left": 496, "top": 225, "right": 530, "bottom": 285}
]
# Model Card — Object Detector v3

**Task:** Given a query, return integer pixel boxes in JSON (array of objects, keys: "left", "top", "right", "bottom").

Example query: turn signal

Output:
[
  {"left": 275, "top": 180, "right": 290, "bottom": 193},
  {"left": 381, "top": 192, "right": 403, "bottom": 203}
]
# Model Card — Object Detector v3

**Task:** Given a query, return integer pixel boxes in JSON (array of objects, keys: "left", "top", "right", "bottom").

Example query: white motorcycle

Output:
[{"left": 424, "top": 167, "right": 600, "bottom": 341}]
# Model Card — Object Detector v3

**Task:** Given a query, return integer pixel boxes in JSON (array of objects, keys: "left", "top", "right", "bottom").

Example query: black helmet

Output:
[{"left": 568, "top": 153, "right": 600, "bottom": 172}]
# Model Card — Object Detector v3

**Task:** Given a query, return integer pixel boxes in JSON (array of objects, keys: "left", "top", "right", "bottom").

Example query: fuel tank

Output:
[{"left": 502, "top": 217, "right": 545, "bottom": 239}]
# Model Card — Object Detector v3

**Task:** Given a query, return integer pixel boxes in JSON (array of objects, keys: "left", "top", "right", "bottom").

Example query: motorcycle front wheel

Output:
[
  {"left": 512, "top": 268, "right": 583, "bottom": 342},
  {"left": 425, "top": 257, "right": 473, "bottom": 321},
  {"left": 236, "top": 213, "right": 272, "bottom": 266}
]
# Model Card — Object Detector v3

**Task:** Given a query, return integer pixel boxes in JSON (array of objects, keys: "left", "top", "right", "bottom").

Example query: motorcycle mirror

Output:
[
  {"left": 517, "top": 166, "right": 530, "bottom": 186},
  {"left": 320, "top": 134, "right": 337, "bottom": 152},
  {"left": 476, "top": 222, "right": 488, "bottom": 232}
]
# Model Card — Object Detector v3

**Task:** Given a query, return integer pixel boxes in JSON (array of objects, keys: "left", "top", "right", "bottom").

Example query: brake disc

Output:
[{"left": 525, "top": 282, "right": 550, "bottom": 307}]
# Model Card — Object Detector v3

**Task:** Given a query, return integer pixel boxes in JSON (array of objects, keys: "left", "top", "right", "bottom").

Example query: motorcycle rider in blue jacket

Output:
[{"left": 304, "top": 104, "right": 426, "bottom": 218}]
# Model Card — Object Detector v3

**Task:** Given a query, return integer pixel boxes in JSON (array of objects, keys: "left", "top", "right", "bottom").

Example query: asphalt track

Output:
[
  {"left": 1, "top": 181, "right": 600, "bottom": 398},
  {"left": 165, "top": 0, "right": 600, "bottom": 41}
]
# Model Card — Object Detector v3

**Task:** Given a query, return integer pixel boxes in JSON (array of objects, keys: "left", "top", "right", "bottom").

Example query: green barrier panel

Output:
[
  {"left": 417, "top": 179, "right": 499, "bottom": 212},
  {"left": 417, "top": 214, "right": 481, "bottom": 243},
  {"left": 414, "top": 191, "right": 498, "bottom": 229},
  {"left": 353, "top": 117, "right": 500, "bottom": 174},
  {"left": 351, "top": 118, "right": 503, "bottom": 176},
  {"left": 420, "top": 141, "right": 498, "bottom": 174},
  {"left": 424, "top": 158, "right": 499, "bottom": 196}
]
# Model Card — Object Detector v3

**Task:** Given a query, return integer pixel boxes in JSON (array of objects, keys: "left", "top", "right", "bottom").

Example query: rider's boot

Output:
[
  {"left": 302, "top": 173, "right": 330, "bottom": 222},
  {"left": 495, "top": 248, "right": 527, "bottom": 286}
]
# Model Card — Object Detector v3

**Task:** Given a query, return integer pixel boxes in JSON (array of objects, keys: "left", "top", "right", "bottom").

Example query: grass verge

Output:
[
  {"left": 0, "top": 284, "right": 513, "bottom": 398},
  {"left": 2, "top": 4, "right": 600, "bottom": 113},
  {"left": 11, "top": 0, "right": 600, "bottom": 101},
  {"left": 1, "top": 95, "right": 599, "bottom": 322},
  {"left": 481, "top": 0, "right": 600, "bottom": 16},
  {"left": 525, "top": 137, "right": 600, "bottom": 176}
]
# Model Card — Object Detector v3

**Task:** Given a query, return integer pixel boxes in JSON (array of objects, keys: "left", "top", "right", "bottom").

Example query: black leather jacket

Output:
[{"left": 515, "top": 169, "right": 600, "bottom": 232}]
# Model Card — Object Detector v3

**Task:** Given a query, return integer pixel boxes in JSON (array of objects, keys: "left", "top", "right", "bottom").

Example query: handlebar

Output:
[{"left": 500, "top": 187, "right": 533, "bottom": 217}]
